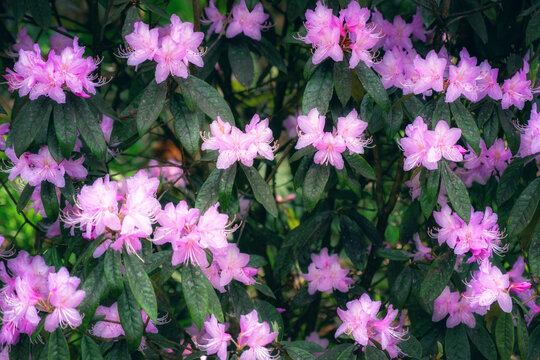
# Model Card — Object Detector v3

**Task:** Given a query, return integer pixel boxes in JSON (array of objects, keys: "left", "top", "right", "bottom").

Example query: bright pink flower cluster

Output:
[
  {"left": 296, "top": 108, "right": 370, "bottom": 169},
  {"left": 517, "top": 103, "right": 540, "bottom": 161},
  {"left": 202, "top": 0, "right": 270, "bottom": 40},
  {"left": 62, "top": 170, "right": 161, "bottom": 256},
  {"left": 153, "top": 201, "right": 238, "bottom": 268},
  {"left": 5, "top": 30, "right": 104, "bottom": 103},
  {"left": 201, "top": 115, "right": 276, "bottom": 169},
  {"left": 336, "top": 293, "right": 406, "bottom": 359},
  {"left": 302, "top": 248, "right": 353, "bottom": 295},
  {"left": 432, "top": 286, "right": 480, "bottom": 328},
  {"left": 5, "top": 146, "right": 87, "bottom": 188},
  {"left": 371, "top": 7, "right": 427, "bottom": 51},
  {"left": 121, "top": 15, "right": 203, "bottom": 83},
  {"left": 399, "top": 117, "right": 465, "bottom": 171},
  {"left": 431, "top": 205, "right": 506, "bottom": 262},
  {"left": 90, "top": 302, "right": 164, "bottom": 350},
  {"left": 0, "top": 252, "right": 85, "bottom": 348}
]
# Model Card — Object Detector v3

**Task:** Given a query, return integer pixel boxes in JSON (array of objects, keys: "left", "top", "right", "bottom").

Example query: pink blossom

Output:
[
  {"left": 238, "top": 310, "right": 278, "bottom": 360},
  {"left": 383, "top": 15, "right": 413, "bottom": 51},
  {"left": 517, "top": 103, "right": 540, "bottom": 161},
  {"left": 283, "top": 113, "right": 298, "bottom": 138},
  {"left": 12, "top": 27, "right": 33, "bottom": 52},
  {"left": 91, "top": 303, "right": 124, "bottom": 338},
  {"left": 410, "top": 7, "right": 428, "bottom": 42},
  {"left": 465, "top": 260, "right": 513, "bottom": 313},
  {"left": 501, "top": 61, "right": 532, "bottom": 110},
  {"left": 202, "top": 0, "right": 226, "bottom": 36},
  {"left": 399, "top": 116, "right": 437, "bottom": 170},
  {"left": 313, "top": 133, "right": 347, "bottom": 169},
  {"left": 373, "top": 47, "right": 406, "bottom": 89},
  {"left": 154, "top": 35, "right": 189, "bottom": 83},
  {"left": 226, "top": 0, "right": 270, "bottom": 41},
  {"left": 477, "top": 61, "right": 502, "bottom": 100},
  {"left": 153, "top": 201, "right": 199, "bottom": 245},
  {"left": 446, "top": 49, "right": 481, "bottom": 103},
  {"left": 200, "top": 314, "right": 231, "bottom": 360},
  {"left": 336, "top": 109, "right": 370, "bottom": 154},
  {"left": 44, "top": 267, "right": 85, "bottom": 332},
  {"left": 413, "top": 50, "right": 447, "bottom": 94},
  {"left": 100, "top": 115, "right": 114, "bottom": 144},
  {"left": 426, "top": 121, "right": 464, "bottom": 163},
  {"left": 50, "top": 28, "right": 73, "bottom": 53},
  {"left": 124, "top": 22, "right": 160, "bottom": 68},
  {"left": 302, "top": 248, "right": 353, "bottom": 294},
  {"left": 0, "top": 123, "right": 9, "bottom": 151},
  {"left": 409, "top": 233, "right": 433, "bottom": 261},
  {"left": 295, "top": 108, "right": 326, "bottom": 150}
]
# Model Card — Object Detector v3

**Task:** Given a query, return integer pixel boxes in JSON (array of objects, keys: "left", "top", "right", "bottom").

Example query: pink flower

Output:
[
  {"left": 477, "top": 60, "right": 502, "bottom": 100},
  {"left": 226, "top": 0, "right": 270, "bottom": 41},
  {"left": 302, "top": 248, "right": 353, "bottom": 295},
  {"left": 426, "top": 121, "right": 463, "bottom": 163},
  {"left": 238, "top": 310, "right": 278, "bottom": 360},
  {"left": 399, "top": 116, "right": 437, "bottom": 170},
  {"left": 200, "top": 314, "right": 231, "bottom": 360},
  {"left": 44, "top": 268, "right": 85, "bottom": 332},
  {"left": 303, "top": 2, "right": 343, "bottom": 65},
  {"left": 202, "top": 0, "right": 226, "bottom": 36},
  {"left": 413, "top": 50, "right": 447, "bottom": 94},
  {"left": 124, "top": 22, "right": 160, "bottom": 68},
  {"left": 0, "top": 123, "right": 9, "bottom": 151},
  {"left": 383, "top": 15, "right": 413, "bottom": 51},
  {"left": 153, "top": 201, "right": 199, "bottom": 245},
  {"left": 196, "top": 203, "right": 235, "bottom": 249},
  {"left": 410, "top": 7, "right": 428, "bottom": 42},
  {"left": 409, "top": 233, "right": 433, "bottom": 261},
  {"left": 446, "top": 49, "right": 480, "bottom": 103},
  {"left": 501, "top": 61, "right": 532, "bottom": 110},
  {"left": 154, "top": 35, "right": 188, "bottom": 83},
  {"left": 305, "top": 331, "right": 328, "bottom": 356},
  {"left": 465, "top": 260, "right": 512, "bottom": 313},
  {"left": 373, "top": 47, "right": 406, "bottom": 89},
  {"left": 313, "top": 133, "right": 347, "bottom": 169},
  {"left": 100, "top": 115, "right": 114, "bottom": 144},
  {"left": 91, "top": 303, "right": 124, "bottom": 338},
  {"left": 245, "top": 115, "right": 276, "bottom": 161},
  {"left": 295, "top": 108, "right": 325, "bottom": 150},
  {"left": 517, "top": 103, "right": 540, "bottom": 160},
  {"left": 283, "top": 114, "right": 298, "bottom": 138},
  {"left": 336, "top": 109, "right": 370, "bottom": 154},
  {"left": 50, "top": 28, "right": 73, "bottom": 53},
  {"left": 12, "top": 27, "right": 33, "bottom": 52}
]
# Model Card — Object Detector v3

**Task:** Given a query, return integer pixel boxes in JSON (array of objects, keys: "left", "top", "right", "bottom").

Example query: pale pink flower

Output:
[
  {"left": 409, "top": 233, "right": 433, "bottom": 261},
  {"left": 477, "top": 60, "right": 502, "bottom": 100},
  {"left": 154, "top": 35, "right": 188, "bottom": 83},
  {"left": 426, "top": 121, "right": 464, "bottom": 163},
  {"left": 399, "top": 116, "right": 437, "bottom": 170},
  {"left": 200, "top": 314, "right": 231, "bottom": 360},
  {"left": 295, "top": 108, "right": 326, "bottom": 150},
  {"left": 12, "top": 27, "right": 33, "bottom": 52},
  {"left": 413, "top": 50, "right": 447, "bottom": 94},
  {"left": 336, "top": 109, "right": 370, "bottom": 154},
  {"left": 238, "top": 310, "right": 278, "bottom": 360},
  {"left": 302, "top": 248, "right": 353, "bottom": 295},
  {"left": 44, "top": 268, "right": 85, "bottom": 332},
  {"left": 517, "top": 103, "right": 540, "bottom": 160},
  {"left": 153, "top": 201, "right": 199, "bottom": 245},
  {"left": 50, "top": 28, "right": 73, "bottom": 53},
  {"left": 124, "top": 22, "right": 160, "bottom": 68},
  {"left": 202, "top": 0, "right": 226, "bottom": 36},
  {"left": 446, "top": 49, "right": 480, "bottom": 103},
  {"left": 91, "top": 303, "right": 124, "bottom": 338},
  {"left": 501, "top": 61, "right": 532, "bottom": 110},
  {"left": 466, "top": 260, "right": 513, "bottom": 313},
  {"left": 313, "top": 133, "right": 347, "bottom": 169},
  {"left": 226, "top": 0, "right": 270, "bottom": 41}
]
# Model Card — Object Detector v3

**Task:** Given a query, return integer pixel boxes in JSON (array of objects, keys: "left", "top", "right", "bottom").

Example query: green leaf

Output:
[
  {"left": 10, "top": 97, "right": 52, "bottom": 156},
  {"left": 41, "top": 181, "right": 59, "bottom": 220},
  {"left": 48, "top": 328, "right": 70, "bottom": 360},
  {"left": 118, "top": 286, "right": 144, "bottom": 352},
  {"left": 218, "top": 163, "right": 237, "bottom": 210},
  {"left": 205, "top": 275, "right": 224, "bottom": 323},
  {"left": 355, "top": 62, "right": 391, "bottom": 111},
  {"left": 318, "top": 344, "right": 355, "bottom": 360},
  {"left": 195, "top": 167, "right": 221, "bottom": 213},
  {"left": 398, "top": 334, "right": 422, "bottom": 359},
  {"left": 336, "top": 345, "right": 356, "bottom": 360},
  {"left": 250, "top": 38, "right": 287, "bottom": 74},
  {"left": 449, "top": 101, "right": 481, "bottom": 154},
  {"left": 527, "top": 326, "right": 540, "bottom": 360},
  {"left": 122, "top": 6, "right": 141, "bottom": 38},
  {"left": 384, "top": 103, "right": 403, "bottom": 138},
  {"left": 286, "top": 347, "right": 315, "bottom": 360},
  {"left": 228, "top": 41, "right": 255, "bottom": 88},
  {"left": 483, "top": 108, "right": 499, "bottom": 148},
  {"left": 432, "top": 96, "right": 450, "bottom": 128},
  {"left": 517, "top": 310, "right": 529, "bottom": 360},
  {"left": 345, "top": 154, "right": 376, "bottom": 180},
  {"left": 497, "top": 153, "right": 539, "bottom": 204},
  {"left": 467, "top": 12, "right": 488, "bottom": 44},
  {"left": 303, "top": 163, "right": 330, "bottom": 212},
  {"left": 392, "top": 266, "right": 412, "bottom": 308},
  {"left": 445, "top": 325, "right": 470, "bottom": 360},
  {"left": 287, "top": 0, "right": 309, "bottom": 20},
  {"left": 302, "top": 63, "right": 333, "bottom": 115},
  {"left": 170, "top": 93, "right": 202, "bottom": 155},
  {"left": 290, "top": 146, "right": 316, "bottom": 163},
  {"left": 28, "top": 0, "right": 51, "bottom": 31},
  {"left": 17, "top": 184, "right": 35, "bottom": 213},
  {"left": 365, "top": 345, "right": 389, "bottom": 360},
  {"left": 123, "top": 252, "right": 157, "bottom": 322},
  {"left": 341, "top": 215, "right": 366, "bottom": 268},
  {"left": 334, "top": 61, "right": 352, "bottom": 107},
  {"left": 81, "top": 336, "right": 104, "bottom": 360},
  {"left": 72, "top": 96, "right": 107, "bottom": 159},
  {"left": 419, "top": 168, "right": 441, "bottom": 218},
  {"left": 230, "top": 281, "right": 254, "bottom": 315},
  {"left": 181, "top": 264, "right": 210, "bottom": 329},
  {"left": 136, "top": 79, "right": 168, "bottom": 136},
  {"left": 104, "top": 249, "right": 124, "bottom": 296},
  {"left": 526, "top": 10, "right": 540, "bottom": 45},
  {"left": 419, "top": 251, "right": 456, "bottom": 303},
  {"left": 47, "top": 118, "right": 64, "bottom": 164},
  {"left": 177, "top": 75, "right": 235, "bottom": 125},
  {"left": 495, "top": 312, "right": 514, "bottom": 360},
  {"left": 441, "top": 162, "right": 472, "bottom": 222},
  {"left": 241, "top": 164, "right": 278, "bottom": 218},
  {"left": 506, "top": 178, "right": 540, "bottom": 237},
  {"left": 253, "top": 281, "right": 276, "bottom": 299},
  {"left": 53, "top": 101, "right": 78, "bottom": 158},
  {"left": 375, "top": 248, "right": 410, "bottom": 261},
  {"left": 465, "top": 320, "right": 496, "bottom": 360},
  {"left": 78, "top": 261, "right": 108, "bottom": 331},
  {"left": 199, "top": 39, "right": 225, "bottom": 80},
  {"left": 281, "top": 341, "right": 324, "bottom": 354},
  {"left": 498, "top": 108, "right": 521, "bottom": 154},
  {"left": 530, "top": 223, "right": 540, "bottom": 277}
]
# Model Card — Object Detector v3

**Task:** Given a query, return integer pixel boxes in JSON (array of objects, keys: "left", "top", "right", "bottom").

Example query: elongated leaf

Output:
[
  {"left": 104, "top": 249, "right": 124, "bottom": 296},
  {"left": 365, "top": 345, "right": 388, "bottom": 360},
  {"left": 517, "top": 310, "right": 529, "bottom": 360},
  {"left": 118, "top": 286, "right": 144, "bottom": 352},
  {"left": 230, "top": 281, "right": 254, "bottom": 316},
  {"left": 53, "top": 101, "right": 78, "bottom": 158},
  {"left": 432, "top": 96, "right": 450, "bottom": 127},
  {"left": 465, "top": 321, "right": 496, "bottom": 360},
  {"left": 48, "top": 328, "right": 69, "bottom": 360},
  {"left": 177, "top": 76, "right": 235, "bottom": 125},
  {"left": 530, "top": 224, "right": 540, "bottom": 276},
  {"left": 441, "top": 162, "right": 471, "bottom": 222},
  {"left": 527, "top": 326, "right": 540, "bottom": 360},
  {"left": 72, "top": 96, "right": 107, "bottom": 159},
  {"left": 122, "top": 6, "right": 141, "bottom": 38},
  {"left": 195, "top": 168, "right": 221, "bottom": 213},
  {"left": 123, "top": 252, "right": 157, "bottom": 322},
  {"left": 218, "top": 163, "right": 236, "bottom": 210},
  {"left": 341, "top": 215, "right": 366, "bottom": 268},
  {"left": 419, "top": 251, "right": 456, "bottom": 303},
  {"left": 392, "top": 266, "right": 412, "bottom": 308},
  {"left": 41, "top": 181, "right": 59, "bottom": 220},
  {"left": 336, "top": 345, "right": 356, "bottom": 360},
  {"left": 449, "top": 101, "right": 481, "bottom": 154},
  {"left": 375, "top": 248, "right": 410, "bottom": 261},
  {"left": 250, "top": 38, "right": 287, "bottom": 73},
  {"left": 241, "top": 164, "right": 278, "bottom": 218},
  {"left": 302, "top": 63, "right": 333, "bottom": 115},
  {"left": 345, "top": 153, "right": 376, "bottom": 180},
  {"left": 181, "top": 265, "right": 212, "bottom": 329},
  {"left": 318, "top": 344, "right": 355, "bottom": 360},
  {"left": 286, "top": 347, "right": 315, "bottom": 360},
  {"left": 496, "top": 155, "right": 531, "bottom": 205},
  {"left": 228, "top": 41, "right": 254, "bottom": 88},
  {"left": 10, "top": 97, "right": 52, "bottom": 156},
  {"left": 526, "top": 10, "right": 540, "bottom": 45},
  {"left": 420, "top": 168, "right": 441, "bottom": 218},
  {"left": 506, "top": 178, "right": 540, "bottom": 237},
  {"left": 290, "top": 146, "right": 316, "bottom": 163},
  {"left": 334, "top": 61, "right": 352, "bottom": 106},
  {"left": 282, "top": 341, "right": 324, "bottom": 354},
  {"left": 170, "top": 94, "right": 202, "bottom": 154},
  {"left": 445, "top": 325, "right": 470, "bottom": 360},
  {"left": 303, "top": 163, "right": 330, "bottom": 211},
  {"left": 467, "top": 12, "right": 488, "bottom": 44},
  {"left": 384, "top": 103, "right": 403, "bottom": 138},
  {"left": 398, "top": 334, "right": 422, "bottom": 359},
  {"left": 495, "top": 312, "right": 514, "bottom": 360},
  {"left": 355, "top": 62, "right": 391, "bottom": 111},
  {"left": 81, "top": 336, "right": 104, "bottom": 360},
  {"left": 28, "top": 0, "right": 51, "bottom": 31},
  {"left": 17, "top": 184, "right": 35, "bottom": 213},
  {"left": 136, "top": 80, "right": 167, "bottom": 136},
  {"left": 78, "top": 261, "right": 108, "bottom": 331},
  {"left": 254, "top": 299, "right": 284, "bottom": 340}
]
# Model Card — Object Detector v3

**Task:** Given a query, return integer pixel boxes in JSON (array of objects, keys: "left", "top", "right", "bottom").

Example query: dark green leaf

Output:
[
  {"left": 432, "top": 96, "right": 450, "bottom": 128},
  {"left": 465, "top": 320, "right": 496, "bottom": 360},
  {"left": 526, "top": 10, "right": 540, "bottom": 45},
  {"left": 136, "top": 80, "right": 167, "bottom": 136},
  {"left": 281, "top": 341, "right": 324, "bottom": 354},
  {"left": 122, "top": 6, "right": 141, "bottom": 38},
  {"left": 228, "top": 41, "right": 254, "bottom": 88},
  {"left": 419, "top": 251, "right": 456, "bottom": 303},
  {"left": 341, "top": 215, "right": 366, "bottom": 268},
  {"left": 230, "top": 281, "right": 254, "bottom": 315},
  {"left": 41, "top": 181, "right": 59, "bottom": 220},
  {"left": 250, "top": 37, "right": 287, "bottom": 73},
  {"left": 419, "top": 168, "right": 441, "bottom": 218},
  {"left": 483, "top": 108, "right": 499, "bottom": 148},
  {"left": 445, "top": 325, "right": 470, "bottom": 360},
  {"left": 10, "top": 97, "right": 52, "bottom": 156},
  {"left": 530, "top": 223, "right": 540, "bottom": 276},
  {"left": 290, "top": 146, "right": 316, "bottom": 163},
  {"left": 302, "top": 63, "right": 333, "bottom": 115},
  {"left": 355, "top": 62, "right": 391, "bottom": 111},
  {"left": 336, "top": 345, "right": 356, "bottom": 360},
  {"left": 318, "top": 344, "right": 355, "bottom": 360},
  {"left": 517, "top": 310, "right": 529, "bottom": 360},
  {"left": 498, "top": 108, "right": 520, "bottom": 154},
  {"left": 441, "top": 162, "right": 471, "bottom": 222},
  {"left": 72, "top": 96, "right": 107, "bottom": 159},
  {"left": 218, "top": 163, "right": 237, "bottom": 210},
  {"left": 384, "top": 103, "right": 403, "bottom": 138},
  {"left": 104, "top": 249, "right": 124, "bottom": 296},
  {"left": 177, "top": 75, "right": 235, "bottom": 125},
  {"left": 287, "top": 0, "right": 309, "bottom": 20},
  {"left": 81, "top": 336, "right": 104, "bottom": 360},
  {"left": 205, "top": 275, "right": 224, "bottom": 323},
  {"left": 17, "top": 184, "right": 35, "bottom": 213},
  {"left": 334, "top": 61, "right": 352, "bottom": 107},
  {"left": 118, "top": 286, "right": 144, "bottom": 352},
  {"left": 195, "top": 168, "right": 221, "bottom": 212},
  {"left": 78, "top": 261, "right": 108, "bottom": 331},
  {"left": 497, "top": 153, "right": 539, "bottom": 204},
  {"left": 254, "top": 299, "right": 284, "bottom": 340},
  {"left": 286, "top": 347, "right": 315, "bottom": 360},
  {"left": 467, "top": 12, "right": 488, "bottom": 44},
  {"left": 170, "top": 93, "right": 202, "bottom": 155},
  {"left": 506, "top": 178, "right": 540, "bottom": 237},
  {"left": 345, "top": 154, "right": 376, "bottom": 180},
  {"left": 123, "top": 252, "right": 157, "bottom": 322},
  {"left": 181, "top": 265, "right": 210, "bottom": 329},
  {"left": 526, "top": 326, "right": 540, "bottom": 360},
  {"left": 449, "top": 101, "right": 481, "bottom": 154},
  {"left": 392, "top": 266, "right": 412, "bottom": 308},
  {"left": 199, "top": 39, "right": 225, "bottom": 80},
  {"left": 28, "top": 0, "right": 51, "bottom": 31},
  {"left": 303, "top": 163, "right": 330, "bottom": 211},
  {"left": 398, "top": 334, "right": 422, "bottom": 359},
  {"left": 375, "top": 248, "right": 410, "bottom": 261},
  {"left": 47, "top": 117, "right": 64, "bottom": 163},
  {"left": 241, "top": 164, "right": 278, "bottom": 218},
  {"left": 10, "top": 335, "right": 29, "bottom": 360},
  {"left": 365, "top": 345, "right": 389, "bottom": 360},
  {"left": 399, "top": 202, "right": 420, "bottom": 243},
  {"left": 48, "top": 328, "right": 69, "bottom": 360},
  {"left": 53, "top": 101, "right": 78, "bottom": 158},
  {"left": 495, "top": 312, "right": 514, "bottom": 360},
  {"left": 253, "top": 281, "right": 276, "bottom": 299}
]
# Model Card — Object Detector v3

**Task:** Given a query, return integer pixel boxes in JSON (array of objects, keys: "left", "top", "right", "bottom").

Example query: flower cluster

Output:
[
  {"left": 336, "top": 293, "right": 406, "bottom": 358},
  {"left": 399, "top": 117, "right": 466, "bottom": 171},
  {"left": 62, "top": 170, "right": 161, "bottom": 256},
  {"left": 121, "top": 15, "right": 204, "bottom": 83},
  {"left": 201, "top": 114, "right": 276, "bottom": 170},
  {"left": 371, "top": 7, "right": 427, "bottom": 51},
  {"left": 202, "top": 0, "right": 270, "bottom": 40},
  {"left": 5, "top": 29, "right": 104, "bottom": 103},
  {"left": 517, "top": 103, "right": 540, "bottom": 161},
  {"left": 0, "top": 252, "right": 85, "bottom": 349},
  {"left": 432, "top": 286, "right": 480, "bottom": 328},
  {"left": 296, "top": 108, "right": 370, "bottom": 169},
  {"left": 431, "top": 205, "right": 506, "bottom": 262},
  {"left": 5, "top": 146, "right": 87, "bottom": 188},
  {"left": 302, "top": 248, "right": 353, "bottom": 295}
]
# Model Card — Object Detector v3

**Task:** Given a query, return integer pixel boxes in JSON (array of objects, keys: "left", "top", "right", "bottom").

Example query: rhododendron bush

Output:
[{"left": 1, "top": 0, "right": 540, "bottom": 359}]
